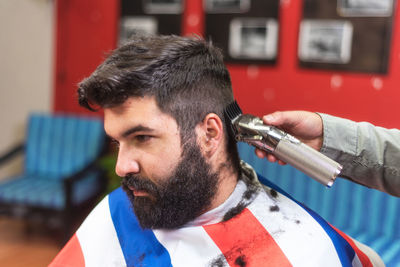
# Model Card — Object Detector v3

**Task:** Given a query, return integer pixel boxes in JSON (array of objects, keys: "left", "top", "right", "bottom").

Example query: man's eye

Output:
[{"left": 136, "top": 135, "right": 152, "bottom": 142}]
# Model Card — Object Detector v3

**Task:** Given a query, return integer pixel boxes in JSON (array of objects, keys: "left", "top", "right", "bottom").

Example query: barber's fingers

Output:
[
  {"left": 255, "top": 148, "right": 287, "bottom": 165},
  {"left": 261, "top": 111, "right": 323, "bottom": 148},
  {"left": 255, "top": 148, "right": 267, "bottom": 159},
  {"left": 262, "top": 111, "right": 287, "bottom": 127},
  {"left": 262, "top": 111, "right": 304, "bottom": 131}
]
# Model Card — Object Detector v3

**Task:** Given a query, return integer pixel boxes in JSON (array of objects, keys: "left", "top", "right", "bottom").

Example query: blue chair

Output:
[
  {"left": 238, "top": 142, "right": 400, "bottom": 267},
  {"left": 0, "top": 113, "right": 107, "bottom": 242}
]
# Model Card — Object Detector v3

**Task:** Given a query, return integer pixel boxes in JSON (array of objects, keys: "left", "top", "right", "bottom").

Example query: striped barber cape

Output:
[{"left": 50, "top": 167, "right": 375, "bottom": 267}]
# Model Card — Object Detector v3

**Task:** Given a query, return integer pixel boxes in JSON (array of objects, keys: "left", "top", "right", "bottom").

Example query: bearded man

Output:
[{"left": 50, "top": 34, "right": 382, "bottom": 267}]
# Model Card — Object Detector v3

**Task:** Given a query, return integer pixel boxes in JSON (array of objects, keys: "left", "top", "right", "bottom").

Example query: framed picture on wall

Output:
[
  {"left": 205, "top": 0, "right": 250, "bottom": 14},
  {"left": 298, "top": 20, "right": 353, "bottom": 64},
  {"left": 142, "top": 0, "right": 183, "bottom": 14},
  {"left": 119, "top": 16, "right": 158, "bottom": 45},
  {"left": 229, "top": 18, "right": 278, "bottom": 60},
  {"left": 337, "top": 0, "right": 393, "bottom": 17}
]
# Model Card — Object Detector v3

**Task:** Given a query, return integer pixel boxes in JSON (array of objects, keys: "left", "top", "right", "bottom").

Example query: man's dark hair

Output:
[{"left": 78, "top": 34, "right": 240, "bottom": 173}]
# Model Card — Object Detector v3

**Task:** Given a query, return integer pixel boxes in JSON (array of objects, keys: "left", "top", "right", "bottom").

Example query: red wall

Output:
[
  {"left": 54, "top": 0, "right": 400, "bottom": 128},
  {"left": 53, "top": 0, "right": 119, "bottom": 115}
]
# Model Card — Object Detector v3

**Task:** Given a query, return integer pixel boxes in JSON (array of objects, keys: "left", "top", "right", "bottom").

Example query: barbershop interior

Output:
[{"left": 0, "top": 0, "right": 399, "bottom": 266}]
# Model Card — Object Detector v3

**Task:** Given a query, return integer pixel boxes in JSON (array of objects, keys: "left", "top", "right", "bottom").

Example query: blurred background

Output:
[{"left": 0, "top": 0, "right": 399, "bottom": 266}]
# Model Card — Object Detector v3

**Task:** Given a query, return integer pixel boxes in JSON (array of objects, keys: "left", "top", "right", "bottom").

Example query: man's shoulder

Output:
[
  {"left": 255, "top": 173, "right": 293, "bottom": 199},
  {"left": 247, "top": 173, "right": 376, "bottom": 266},
  {"left": 49, "top": 189, "right": 128, "bottom": 267},
  {"left": 252, "top": 173, "right": 333, "bottom": 231}
]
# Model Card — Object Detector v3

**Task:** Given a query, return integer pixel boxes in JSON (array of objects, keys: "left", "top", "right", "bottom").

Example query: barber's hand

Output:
[{"left": 255, "top": 111, "right": 323, "bottom": 164}]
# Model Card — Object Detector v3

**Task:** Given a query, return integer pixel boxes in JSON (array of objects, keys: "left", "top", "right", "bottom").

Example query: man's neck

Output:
[{"left": 208, "top": 163, "right": 240, "bottom": 212}]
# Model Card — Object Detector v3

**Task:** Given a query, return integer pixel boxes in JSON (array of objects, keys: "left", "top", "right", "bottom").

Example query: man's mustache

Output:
[{"left": 122, "top": 174, "right": 159, "bottom": 194}]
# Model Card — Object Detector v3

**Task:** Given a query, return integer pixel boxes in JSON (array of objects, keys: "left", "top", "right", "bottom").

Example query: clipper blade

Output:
[{"left": 223, "top": 100, "right": 243, "bottom": 138}]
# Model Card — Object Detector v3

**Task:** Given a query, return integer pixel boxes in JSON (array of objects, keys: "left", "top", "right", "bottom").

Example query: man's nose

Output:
[{"left": 115, "top": 148, "right": 140, "bottom": 177}]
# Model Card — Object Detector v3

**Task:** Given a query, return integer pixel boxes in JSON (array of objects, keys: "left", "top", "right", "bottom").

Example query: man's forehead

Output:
[
  {"left": 103, "top": 96, "right": 178, "bottom": 137},
  {"left": 104, "top": 96, "right": 159, "bottom": 119},
  {"left": 109, "top": 96, "right": 156, "bottom": 112}
]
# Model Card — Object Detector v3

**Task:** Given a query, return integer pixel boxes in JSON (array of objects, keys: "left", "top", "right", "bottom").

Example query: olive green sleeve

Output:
[{"left": 318, "top": 113, "right": 400, "bottom": 197}]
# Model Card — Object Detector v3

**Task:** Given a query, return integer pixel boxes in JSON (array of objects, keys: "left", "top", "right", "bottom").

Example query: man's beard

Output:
[{"left": 121, "top": 139, "right": 219, "bottom": 229}]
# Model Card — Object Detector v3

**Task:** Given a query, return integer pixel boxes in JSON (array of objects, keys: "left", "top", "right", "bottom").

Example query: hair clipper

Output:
[{"left": 224, "top": 101, "right": 342, "bottom": 187}]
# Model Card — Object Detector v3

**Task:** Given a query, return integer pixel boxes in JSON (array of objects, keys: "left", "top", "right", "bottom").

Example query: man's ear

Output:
[{"left": 196, "top": 113, "right": 223, "bottom": 157}]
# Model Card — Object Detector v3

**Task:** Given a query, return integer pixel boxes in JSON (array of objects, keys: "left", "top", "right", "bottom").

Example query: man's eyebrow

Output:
[{"left": 121, "top": 125, "right": 154, "bottom": 138}]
